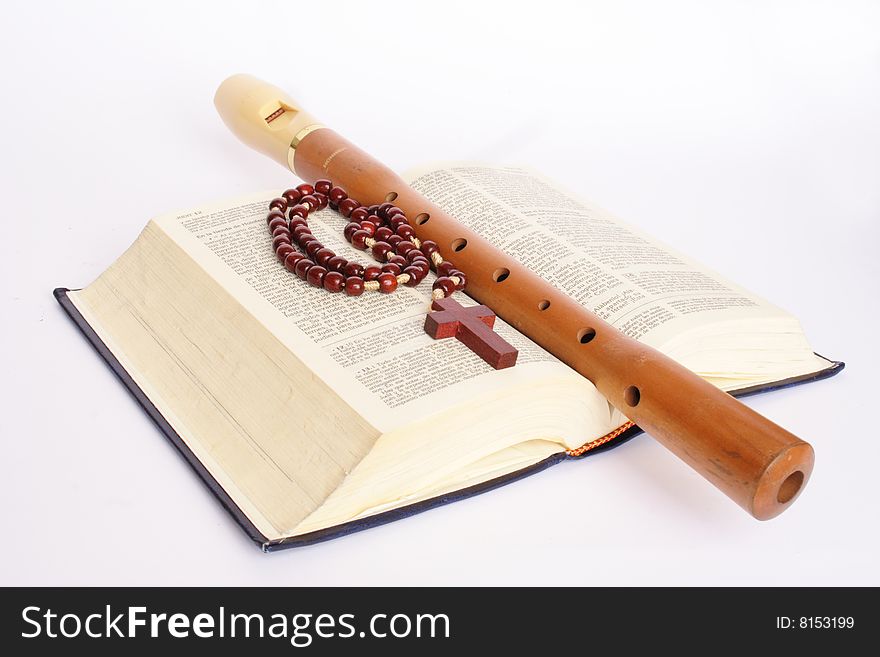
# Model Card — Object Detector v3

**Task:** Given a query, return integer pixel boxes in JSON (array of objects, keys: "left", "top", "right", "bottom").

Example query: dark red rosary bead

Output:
[
  {"left": 293, "top": 224, "right": 312, "bottom": 241},
  {"left": 300, "top": 194, "right": 318, "bottom": 211},
  {"left": 315, "top": 247, "right": 336, "bottom": 266},
  {"left": 371, "top": 241, "right": 393, "bottom": 261},
  {"left": 410, "top": 263, "right": 430, "bottom": 279},
  {"left": 313, "top": 192, "right": 328, "bottom": 210},
  {"left": 345, "top": 277, "right": 364, "bottom": 296},
  {"left": 268, "top": 216, "right": 287, "bottom": 232},
  {"left": 382, "top": 263, "right": 402, "bottom": 276},
  {"left": 306, "top": 265, "right": 327, "bottom": 287},
  {"left": 406, "top": 250, "right": 425, "bottom": 264},
  {"left": 289, "top": 204, "right": 309, "bottom": 219},
  {"left": 269, "top": 198, "right": 287, "bottom": 212},
  {"left": 283, "top": 251, "right": 304, "bottom": 271},
  {"left": 377, "top": 202, "right": 395, "bottom": 219},
  {"left": 344, "top": 261, "right": 365, "bottom": 278},
  {"left": 358, "top": 221, "right": 377, "bottom": 237},
  {"left": 375, "top": 226, "right": 393, "bottom": 242},
  {"left": 396, "top": 224, "right": 415, "bottom": 239},
  {"left": 323, "top": 271, "right": 345, "bottom": 293},
  {"left": 364, "top": 265, "right": 382, "bottom": 281},
  {"left": 277, "top": 243, "right": 295, "bottom": 262},
  {"left": 395, "top": 240, "right": 416, "bottom": 257},
  {"left": 420, "top": 240, "right": 439, "bottom": 259},
  {"left": 377, "top": 272, "right": 398, "bottom": 293},
  {"left": 328, "top": 186, "right": 348, "bottom": 205},
  {"left": 314, "top": 179, "right": 333, "bottom": 195},
  {"left": 437, "top": 261, "right": 456, "bottom": 277},
  {"left": 387, "top": 255, "right": 408, "bottom": 268},
  {"left": 326, "top": 255, "right": 348, "bottom": 272},
  {"left": 338, "top": 198, "right": 361, "bottom": 217},
  {"left": 294, "top": 258, "right": 313, "bottom": 280},
  {"left": 351, "top": 230, "right": 370, "bottom": 250},
  {"left": 267, "top": 209, "right": 285, "bottom": 223},
  {"left": 451, "top": 271, "right": 467, "bottom": 290},
  {"left": 343, "top": 222, "right": 361, "bottom": 241},
  {"left": 272, "top": 235, "right": 291, "bottom": 251},
  {"left": 432, "top": 276, "right": 457, "bottom": 297},
  {"left": 387, "top": 235, "right": 403, "bottom": 249},
  {"left": 296, "top": 183, "right": 315, "bottom": 196},
  {"left": 349, "top": 207, "right": 369, "bottom": 222},
  {"left": 282, "top": 189, "right": 302, "bottom": 204},
  {"left": 306, "top": 241, "right": 325, "bottom": 258},
  {"left": 403, "top": 266, "right": 423, "bottom": 286}
]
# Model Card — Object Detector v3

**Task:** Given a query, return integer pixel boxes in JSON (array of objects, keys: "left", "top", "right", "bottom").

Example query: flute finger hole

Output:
[
  {"left": 384, "top": 192, "right": 398, "bottom": 202},
  {"left": 415, "top": 213, "right": 430, "bottom": 225},
  {"left": 493, "top": 268, "right": 510, "bottom": 283},
  {"left": 624, "top": 385, "right": 641, "bottom": 407},
  {"left": 777, "top": 470, "right": 804, "bottom": 504},
  {"left": 577, "top": 327, "right": 596, "bottom": 344},
  {"left": 538, "top": 299, "right": 551, "bottom": 311},
  {"left": 452, "top": 238, "right": 468, "bottom": 252}
]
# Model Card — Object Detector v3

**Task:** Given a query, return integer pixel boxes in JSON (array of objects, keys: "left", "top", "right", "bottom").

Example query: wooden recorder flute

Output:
[{"left": 215, "top": 74, "right": 814, "bottom": 520}]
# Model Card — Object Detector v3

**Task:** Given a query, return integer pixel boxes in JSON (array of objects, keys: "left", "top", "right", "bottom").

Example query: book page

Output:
[
  {"left": 404, "top": 165, "right": 815, "bottom": 360},
  {"left": 155, "top": 192, "right": 583, "bottom": 433}
]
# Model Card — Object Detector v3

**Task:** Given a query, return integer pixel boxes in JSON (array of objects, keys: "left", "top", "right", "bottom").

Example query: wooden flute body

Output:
[{"left": 215, "top": 74, "right": 814, "bottom": 519}]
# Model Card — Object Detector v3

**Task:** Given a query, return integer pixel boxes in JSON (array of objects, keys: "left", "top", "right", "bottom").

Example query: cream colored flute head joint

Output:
[{"left": 214, "top": 74, "right": 324, "bottom": 173}]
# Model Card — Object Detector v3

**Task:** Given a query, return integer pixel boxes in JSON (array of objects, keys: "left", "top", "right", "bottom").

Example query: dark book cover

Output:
[{"left": 54, "top": 287, "right": 845, "bottom": 551}]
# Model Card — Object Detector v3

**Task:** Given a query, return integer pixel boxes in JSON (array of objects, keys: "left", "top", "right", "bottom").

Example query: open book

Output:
[{"left": 57, "top": 165, "right": 841, "bottom": 550}]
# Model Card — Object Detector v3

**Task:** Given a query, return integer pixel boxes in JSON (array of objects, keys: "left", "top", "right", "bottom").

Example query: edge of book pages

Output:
[{"left": 54, "top": 287, "right": 845, "bottom": 552}]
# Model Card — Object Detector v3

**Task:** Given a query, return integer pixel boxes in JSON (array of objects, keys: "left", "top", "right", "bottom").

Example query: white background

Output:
[{"left": 2, "top": 0, "right": 878, "bottom": 586}]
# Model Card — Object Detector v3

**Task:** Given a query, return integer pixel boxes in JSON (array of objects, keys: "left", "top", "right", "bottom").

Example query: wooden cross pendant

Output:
[{"left": 423, "top": 297, "right": 518, "bottom": 370}]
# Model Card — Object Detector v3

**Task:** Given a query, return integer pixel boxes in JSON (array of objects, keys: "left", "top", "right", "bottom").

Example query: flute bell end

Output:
[{"left": 750, "top": 441, "right": 814, "bottom": 520}]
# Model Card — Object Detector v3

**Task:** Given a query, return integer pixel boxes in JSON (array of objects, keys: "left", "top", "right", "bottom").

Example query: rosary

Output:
[{"left": 265, "top": 180, "right": 518, "bottom": 369}]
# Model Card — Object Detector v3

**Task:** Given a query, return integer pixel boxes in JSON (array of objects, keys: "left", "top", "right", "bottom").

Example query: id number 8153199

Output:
[{"left": 776, "top": 617, "right": 855, "bottom": 629}]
